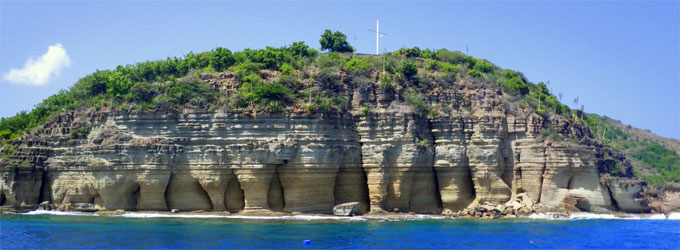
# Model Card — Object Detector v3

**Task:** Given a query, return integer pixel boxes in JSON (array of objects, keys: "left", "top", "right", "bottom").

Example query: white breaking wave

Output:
[
  {"left": 666, "top": 212, "right": 680, "bottom": 220},
  {"left": 569, "top": 212, "right": 621, "bottom": 220},
  {"left": 362, "top": 214, "right": 446, "bottom": 221},
  {"left": 646, "top": 214, "right": 668, "bottom": 220},
  {"left": 115, "top": 213, "right": 368, "bottom": 221},
  {"left": 527, "top": 213, "right": 570, "bottom": 220},
  {"left": 23, "top": 210, "right": 99, "bottom": 216},
  {"left": 116, "top": 213, "right": 230, "bottom": 219},
  {"left": 527, "top": 212, "right": 680, "bottom": 220}
]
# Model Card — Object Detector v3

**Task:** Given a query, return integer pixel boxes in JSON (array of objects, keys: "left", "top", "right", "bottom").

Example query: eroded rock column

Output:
[
  {"left": 466, "top": 115, "right": 512, "bottom": 205},
  {"left": 358, "top": 114, "right": 440, "bottom": 213},
  {"left": 233, "top": 165, "right": 275, "bottom": 211},
  {"left": 432, "top": 117, "right": 475, "bottom": 211}
]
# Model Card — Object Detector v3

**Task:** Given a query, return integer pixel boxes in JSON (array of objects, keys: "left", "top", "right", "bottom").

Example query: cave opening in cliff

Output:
[
  {"left": 165, "top": 172, "right": 213, "bottom": 211},
  {"left": 0, "top": 191, "right": 5, "bottom": 206},
  {"left": 225, "top": 177, "right": 245, "bottom": 213},
  {"left": 466, "top": 165, "right": 477, "bottom": 202},
  {"left": 267, "top": 167, "right": 285, "bottom": 211},
  {"left": 132, "top": 184, "right": 141, "bottom": 210}
]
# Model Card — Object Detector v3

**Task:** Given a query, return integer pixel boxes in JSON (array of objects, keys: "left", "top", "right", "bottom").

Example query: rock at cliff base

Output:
[
  {"left": 333, "top": 202, "right": 362, "bottom": 216},
  {"left": 74, "top": 203, "right": 97, "bottom": 212}
]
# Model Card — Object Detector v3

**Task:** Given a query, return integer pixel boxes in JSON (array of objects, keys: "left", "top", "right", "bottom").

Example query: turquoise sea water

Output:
[{"left": 1, "top": 213, "right": 679, "bottom": 249}]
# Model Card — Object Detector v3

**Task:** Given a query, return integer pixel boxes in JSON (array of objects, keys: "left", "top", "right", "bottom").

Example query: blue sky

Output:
[{"left": 1, "top": 1, "right": 678, "bottom": 138}]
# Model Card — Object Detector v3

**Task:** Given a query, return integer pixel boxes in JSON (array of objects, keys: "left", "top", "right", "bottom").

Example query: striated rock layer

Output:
[
  {"left": 0, "top": 75, "right": 647, "bottom": 214},
  {"left": 0, "top": 110, "right": 646, "bottom": 214}
]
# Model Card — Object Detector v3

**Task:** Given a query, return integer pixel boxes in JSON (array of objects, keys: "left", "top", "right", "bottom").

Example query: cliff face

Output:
[{"left": 0, "top": 73, "right": 647, "bottom": 214}]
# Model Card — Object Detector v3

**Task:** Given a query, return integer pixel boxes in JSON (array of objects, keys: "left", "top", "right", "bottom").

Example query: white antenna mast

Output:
[
  {"left": 376, "top": 19, "right": 379, "bottom": 55},
  {"left": 369, "top": 19, "right": 387, "bottom": 55}
]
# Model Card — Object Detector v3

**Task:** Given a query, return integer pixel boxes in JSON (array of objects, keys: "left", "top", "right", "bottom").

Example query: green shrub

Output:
[
  {"left": 287, "top": 41, "right": 318, "bottom": 58},
  {"left": 240, "top": 73, "right": 263, "bottom": 86},
  {"left": 343, "top": 57, "right": 370, "bottom": 75},
  {"left": 208, "top": 47, "right": 235, "bottom": 72},
  {"left": 73, "top": 70, "right": 109, "bottom": 96},
  {"left": 536, "top": 82, "right": 549, "bottom": 95},
  {"left": 425, "top": 60, "right": 438, "bottom": 71},
  {"left": 402, "top": 61, "right": 418, "bottom": 78},
  {"left": 280, "top": 63, "right": 294, "bottom": 75},
  {"left": 472, "top": 60, "right": 494, "bottom": 74},
  {"left": 383, "top": 56, "right": 399, "bottom": 74},
  {"left": 502, "top": 70, "right": 517, "bottom": 79},
  {"left": 305, "top": 103, "right": 315, "bottom": 112},
  {"left": 361, "top": 107, "right": 369, "bottom": 115},
  {"left": 435, "top": 49, "right": 466, "bottom": 64},
  {"left": 438, "top": 62, "right": 461, "bottom": 74},
  {"left": 126, "top": 82, "right": 154, "bottom": 103},
  {"left": 420, "top": 49, "right": 436, "bottom": 60},
  {"left": 257, "top": 47, "right": 284, "bottom": 69},
  {"left": 166, "top": 79, "right": 213, "bottom": 107},
  {"left": 394, "top": 47, "right": 421, "bottom": 58},
  {"left": 467, "top": 69, "right": 483, "bottom": 78},
  {"left": 167, "top": 84, "right": 193, "bottom": 105},
  {"left": 507, "top": 77, "right": 529, "bottom": 94},
  {"left": 320, "top": 98, "right": 333, "bottom": 111},
  {"left": 429, "top": 109, "right": 438, "bottom": 117},
  {"left": 268, "top": 101, "right": 282, "bottom": 112},
  {"left": 232, "top": 61, "right": 262, "bottom": 76},
  {"left": 246, "top": 83, "right": 293, "bottom": 103},
  {"left": 379, "top": 76, "right": 394, "bottom": 89},
  {"left": 0, "top": 130, "right": 11, "bottom": 141}
]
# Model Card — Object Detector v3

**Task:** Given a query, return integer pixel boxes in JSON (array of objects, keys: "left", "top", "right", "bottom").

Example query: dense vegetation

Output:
[
  {"left": 583, "top": 113, "right": 680, "bottom": 187},
  {"left": 1, "top": 30, "right": 677, "bottom": 187},
  {"left": 633, "top": 143, "right": 680, "bottom": 185}
]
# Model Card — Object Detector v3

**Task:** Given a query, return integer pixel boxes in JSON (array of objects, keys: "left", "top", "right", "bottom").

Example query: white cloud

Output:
[{"left": 3, "top": 43, "right": 71, "bottom": 86}]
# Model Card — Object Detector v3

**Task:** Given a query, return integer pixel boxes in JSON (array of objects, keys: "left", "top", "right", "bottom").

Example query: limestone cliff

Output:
[{"left": 0, "top": 71, "right": 648, "bottom": 215}]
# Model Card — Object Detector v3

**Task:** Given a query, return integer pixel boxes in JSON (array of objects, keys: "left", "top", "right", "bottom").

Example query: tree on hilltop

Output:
[{"left": 319, "top": 29, "right": 355, "bottom": 53}]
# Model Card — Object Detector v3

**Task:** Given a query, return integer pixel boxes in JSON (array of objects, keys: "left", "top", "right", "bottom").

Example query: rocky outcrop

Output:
[
  {"left": 333, "top": 202, "right": 362, "bottom": 216},
  {"left": 0, "top": 74, "right": 648, "bottom": 215}
]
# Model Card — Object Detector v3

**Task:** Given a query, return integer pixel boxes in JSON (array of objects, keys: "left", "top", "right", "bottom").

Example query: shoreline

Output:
[{"left": 5, "top": 209, "right": 680, "bottom": 221}]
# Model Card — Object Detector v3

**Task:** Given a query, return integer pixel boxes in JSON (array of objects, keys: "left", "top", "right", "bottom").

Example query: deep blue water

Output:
[{"left": 1, "top": 214, "right": 679, "bottom": 249}]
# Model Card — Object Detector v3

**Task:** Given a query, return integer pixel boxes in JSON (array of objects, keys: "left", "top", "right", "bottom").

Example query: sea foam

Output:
[
  {"left": 23, "top": 210, "right": 99, "bottom": 216},
  {"left": 667, "top": 212, "right": 680, "bottom": 220},
  {"left": 115, "top": 213, "right": 368, "bottom": 221},
  {"left": 526, "top": 212, "right": 679, "bottom": 220}
]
